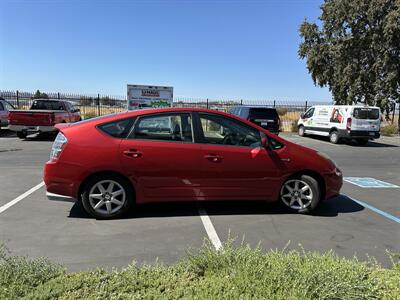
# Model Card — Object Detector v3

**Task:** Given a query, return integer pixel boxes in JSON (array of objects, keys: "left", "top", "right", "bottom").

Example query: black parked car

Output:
[{"left": 229, "top": 106, "right": 280, "bottom": 135}]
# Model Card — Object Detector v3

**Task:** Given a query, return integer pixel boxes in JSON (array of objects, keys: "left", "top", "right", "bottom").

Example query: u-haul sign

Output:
[{"left": 127, "top": 84, "right": 173, "bottom": 110}]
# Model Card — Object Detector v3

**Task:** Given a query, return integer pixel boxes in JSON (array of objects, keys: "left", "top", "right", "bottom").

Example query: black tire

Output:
[
  {"left": 280, "top": 175, "right": 320, "bottom": 214},
  {"left": 17, "top": 131, "right": 27, "bottom": 139},
  {"left": 298, "top": 125, "right": 306, "bottom": 137},
  {"left": 329, "top": 130, "right": 340, "bottom": 144},
  {"left": 81, "top": 174, "right": 134, "bottom": 219},
  {"left": 356, "top": 139, "right": 368, "bottom": 146}
]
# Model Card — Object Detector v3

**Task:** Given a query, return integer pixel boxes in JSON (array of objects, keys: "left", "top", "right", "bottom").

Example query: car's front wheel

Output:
[
  {"left": 298, "top": 125, "right": 305, "bottom": 137},
  {"left": 280, "top": 175, "right": 320, "bottom": 213},
  {"left": 81, "top": 174, "right": 134, "bottom": 219}
]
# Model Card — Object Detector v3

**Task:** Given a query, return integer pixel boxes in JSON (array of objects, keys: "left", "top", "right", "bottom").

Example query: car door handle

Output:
[
  {"left": 280, "top": 158, "right": 291, "bottom": 162},
  {"left": 123, "top": 149, "right": 142, "bottom": 158},
  {"left": 204, "top": 154, "right": 223, "bottom": 163}
]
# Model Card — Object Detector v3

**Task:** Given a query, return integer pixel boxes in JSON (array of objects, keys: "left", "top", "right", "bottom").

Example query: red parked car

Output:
[{"left": 44, "top": 108, "right": 342, "bottom": 219}]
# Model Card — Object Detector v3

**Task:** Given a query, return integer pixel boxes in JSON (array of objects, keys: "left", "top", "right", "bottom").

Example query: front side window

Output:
[
  {"left": 4, "top": 101, "right": 15, "bottom": 110},
  {"left": 198, "top": 113, "right": 261, "bottom": 147},
  {"left": 133, "top": 113, "right": 193, "bottom": 142}
]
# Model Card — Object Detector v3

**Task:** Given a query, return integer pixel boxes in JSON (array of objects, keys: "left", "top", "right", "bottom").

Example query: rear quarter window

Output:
[{"left": 97, "top": 118, "right": 136, "bottom": 138}]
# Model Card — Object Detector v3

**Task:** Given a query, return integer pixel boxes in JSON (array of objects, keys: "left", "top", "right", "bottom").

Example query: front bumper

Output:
[{"left": 324, "top": 168, "right": 343, "bottom": 199}]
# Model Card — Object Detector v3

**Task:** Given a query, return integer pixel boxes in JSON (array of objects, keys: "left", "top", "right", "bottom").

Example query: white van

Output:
[{"left": 297, "top": 105, "right": 381, "bottom": 144}]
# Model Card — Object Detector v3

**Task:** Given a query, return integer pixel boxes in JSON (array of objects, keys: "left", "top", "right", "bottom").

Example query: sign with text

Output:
[{"left": 127, "top": 84, "right": 173, "bottom": 110}]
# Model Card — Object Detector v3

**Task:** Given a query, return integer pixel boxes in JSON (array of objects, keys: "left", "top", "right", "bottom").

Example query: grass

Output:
[
  {"left": 381, "top": 124, "right": 399, "bottom": 136},
  {"left": 1, "top": 241, "right": 399, "bottom": 300}
]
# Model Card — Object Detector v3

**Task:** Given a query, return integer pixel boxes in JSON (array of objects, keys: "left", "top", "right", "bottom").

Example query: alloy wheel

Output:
[
  {"left": 88, "top": 180, "right": 126, "bottom": 215},
  {"left": 280, "top": 179, "right": 313, "bottom": 210}
]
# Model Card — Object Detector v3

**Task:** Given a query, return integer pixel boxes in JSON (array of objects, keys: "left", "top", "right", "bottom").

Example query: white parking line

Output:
[
  {"left": 197, "top": 204, "right": 222, "bottom": 250},
  {"left": 0, "top": 182, "right": 45, "bottom": 214}
]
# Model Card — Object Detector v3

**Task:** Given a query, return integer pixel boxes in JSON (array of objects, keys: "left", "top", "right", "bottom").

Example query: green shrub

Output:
[
  {"left": 381, "top": 124, "right": 399, "bottom": 136},
  {"left": 1, "top": 242, "right": 400, "bottom": 299},
  {"left": 0, "top": 244, "right": 64, "bottom": 300}
]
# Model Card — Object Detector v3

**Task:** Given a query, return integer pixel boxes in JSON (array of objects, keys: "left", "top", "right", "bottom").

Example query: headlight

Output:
[{"left": 50, "top": 132, "right": 68, "bottom": 161}]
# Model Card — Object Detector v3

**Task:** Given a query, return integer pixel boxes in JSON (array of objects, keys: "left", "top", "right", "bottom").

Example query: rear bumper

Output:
[
  {"left": 43, "top": 161, "right": 84, "bottom": 200},
  {"left": 338, "top": 129, "right": 380, "bottom": 139},
  {"left": 9, "top": 125, "right": 55, "bottom": 133}
]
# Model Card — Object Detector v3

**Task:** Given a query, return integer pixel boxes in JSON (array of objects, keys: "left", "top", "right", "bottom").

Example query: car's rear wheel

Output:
[
  {"left": 298, "top": 125, "right": 305, "bottom": 137},
  {"left": 329, "top": 130, "right": 340, "bottom": 144},
  {"left": 81, "top": 174, "right": 134, "bottom": 219},
  {"left": 280, "top": 175, "right": 320, "bottom": 213}
]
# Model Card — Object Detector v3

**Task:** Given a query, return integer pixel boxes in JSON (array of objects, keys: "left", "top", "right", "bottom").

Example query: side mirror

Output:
[
  {"left": 261, "top": 137, "right": 269, "bottom": 148},
  {"left": 300, "top": 112, "right": 305, "bottom": 119}
]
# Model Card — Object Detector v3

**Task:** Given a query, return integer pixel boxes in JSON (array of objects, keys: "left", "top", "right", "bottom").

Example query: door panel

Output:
[
  {"left": 120, "top": 140, "right": 203, "bottom": 202},
  {"left": 199, "top": 144, "right": 280, "bottom": 200}
]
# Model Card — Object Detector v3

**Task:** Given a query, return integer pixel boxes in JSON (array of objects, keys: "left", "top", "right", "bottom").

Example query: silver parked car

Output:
[{"left": 0, "top": 97, "right": 15, "bottom": 129}]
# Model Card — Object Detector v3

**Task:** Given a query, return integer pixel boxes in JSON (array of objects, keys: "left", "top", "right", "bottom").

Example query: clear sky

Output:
[{"left": 0, "top": 0, "right": 330, "bottom": 101}]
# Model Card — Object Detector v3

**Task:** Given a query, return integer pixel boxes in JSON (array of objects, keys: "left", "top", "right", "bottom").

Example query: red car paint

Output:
[{"left": 44, "top": 108, "right": 342, "bottom": 205}]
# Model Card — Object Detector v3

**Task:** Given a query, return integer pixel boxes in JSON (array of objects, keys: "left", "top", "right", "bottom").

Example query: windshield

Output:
[{"left": 353, "top": 108, "right": 380, "bottom": 120}]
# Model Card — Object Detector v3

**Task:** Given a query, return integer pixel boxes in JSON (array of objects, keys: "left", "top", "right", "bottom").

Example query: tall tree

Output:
[
  {"left": 33, "top": 90, "right": 49, "bottom": 99},
  {"left": 299, "top": 0, "right": 400, "bottom": 117}
]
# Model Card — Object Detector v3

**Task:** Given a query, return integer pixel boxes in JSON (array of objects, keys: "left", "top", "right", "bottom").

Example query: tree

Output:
[
  {"left": 299, "top": 0, "right": 400, "bottom": 117},
  {"left": 33, "top": 90, "right": 49, "bottom": 99}
]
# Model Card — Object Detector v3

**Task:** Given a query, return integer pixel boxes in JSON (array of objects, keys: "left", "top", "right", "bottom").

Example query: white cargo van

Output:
[{"left": 297, "top": 105, "right": 381, "bottom": 144}]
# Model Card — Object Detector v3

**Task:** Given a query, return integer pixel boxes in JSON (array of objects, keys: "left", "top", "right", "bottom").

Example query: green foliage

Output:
[
  {"left": 299, "top": 0, "right": 400, "bottom": 114},
  {"left": 0, "top": 244, "right": 64, "bottom": 300},
  {"left": 1, "top": 241, "right": 399, "bottom": 299},
  {"left": 33, "top": 90, "right": 49, "bottom": 99},
  {"left": 381, "top": 123, "right": 399, "bottom": 135}
]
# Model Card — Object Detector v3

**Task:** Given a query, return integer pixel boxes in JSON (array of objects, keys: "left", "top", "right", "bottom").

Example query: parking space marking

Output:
[
  {"left": 344, "top": 177, "right": 399, "bottom": 188},
  {"left": 197, "top": 204, "right": 222, "bottom": 250},
  {"left": 346, "top": 195, "right": 400, "bottom": 224},
  {"left": 0, "top": 182, "right": 45, "bottom": 214}
]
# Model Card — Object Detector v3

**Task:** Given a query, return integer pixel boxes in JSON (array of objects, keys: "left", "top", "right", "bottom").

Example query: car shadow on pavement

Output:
[{"left": 68, "top": 194, "right": 364, "bottom": 220}]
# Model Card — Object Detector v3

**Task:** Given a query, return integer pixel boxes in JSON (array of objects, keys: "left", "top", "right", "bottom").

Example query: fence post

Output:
[
  {"left": 16, "top": 90, "right": 20, "bottom": 108},
  {"left": 206, "top": 98, "right": 209, "bottom": 109},
  {"left": 240, "top": 99, "right": 243, "bottom": 106},
  {"left": 273, "top": 100, "right": 276, "bottom": 108},
  {"left": 57, "top": 92, "right": 60, "bottom": 100},
  {"left": 305, "top": 101, "right": 308, "bottom": 111},
  {"left": 97, "top": 94, "right": 100, "bottom": 116}
]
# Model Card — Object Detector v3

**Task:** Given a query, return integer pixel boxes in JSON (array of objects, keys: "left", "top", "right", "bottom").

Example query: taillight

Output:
[
  {"left": 50, "top": 132, "right": 68, "bottom": 161},
  {"left": 346, "top": 118, "right": 352, "bottom": 131}
]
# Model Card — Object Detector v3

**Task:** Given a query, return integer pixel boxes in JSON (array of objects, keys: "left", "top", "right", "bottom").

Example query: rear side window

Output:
[
  {"left": 31, "top": 100, "right": 64, "bottom": 110},
  {"left": 249, "top": 108, "right": 278, "bottom": 119},
  {"left": 98, "top": 118, "right": 136, "bottom": 138},
  {"left": 0, "top": 102, "right": 4, "bottom": 111},
  {"left": 133, "top": 113, "right": 193, "bottom": 142},
  {"left": 353, "top": 108, "right": 379, "bottom": 120}
]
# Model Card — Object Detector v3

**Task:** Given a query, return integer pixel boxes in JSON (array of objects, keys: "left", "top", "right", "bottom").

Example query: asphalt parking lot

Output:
[{"left": 0, "top": 130, "right": 399, "bottom": 272}]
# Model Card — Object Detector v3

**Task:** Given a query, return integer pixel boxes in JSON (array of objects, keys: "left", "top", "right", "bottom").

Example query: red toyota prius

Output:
[{"left": 44, "top": 108, "right": 342, "bottom": 219}]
